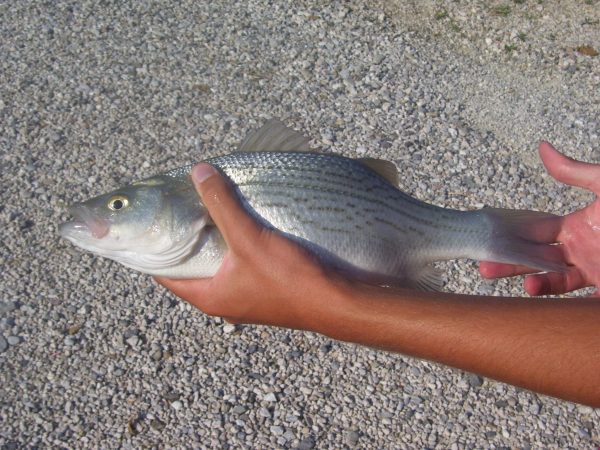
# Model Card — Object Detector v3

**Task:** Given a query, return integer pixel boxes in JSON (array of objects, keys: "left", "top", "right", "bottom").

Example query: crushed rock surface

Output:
[{"left": 1, "top": 0, "right": 598, "bottom": 448}]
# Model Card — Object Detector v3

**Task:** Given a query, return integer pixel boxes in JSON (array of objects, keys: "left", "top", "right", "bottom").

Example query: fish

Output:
[{"left": 59, "top": 119, "right": 565, "bottom": 290}]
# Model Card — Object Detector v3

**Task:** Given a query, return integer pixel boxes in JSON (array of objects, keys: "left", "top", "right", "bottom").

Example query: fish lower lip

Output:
[{"left": 71, "top": 221, "right": 88, "bottom": 231}]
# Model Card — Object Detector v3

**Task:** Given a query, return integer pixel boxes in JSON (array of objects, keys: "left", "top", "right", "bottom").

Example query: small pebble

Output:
[
  {"left": 270, "top": 425, "right": 284, "bottom": 436},
  {"left": 223, "top": 324, "right": 236, "bottom": 334},
  {"left": 0, "top": 301, "right": 17, "bottom": 314},
  {"left": 468, "top": 374, "right": 483, "bottom": 388},
  {"left": 529, "top": 403, "right": 541, "bottom": 415},
  {"left": 6, "top": 336, "right": 21, "bottom": 346},
  {"left": 231, "top": 405, "right": 246, "bottom": 415},
  {"left": 171, "top": 401, "right": 182, "bottom": 411},
  {"left": 345, "top": 430, "right": 360, "bottom": 446},
  {"left": 263, "top": 393, "right": 277, "bottom": 402},
  {"left": 126, "top": 336, "right": 139, "bottom": 347},
  {"left": 297, "top": 438, "right": 316, "bottom": 450}
]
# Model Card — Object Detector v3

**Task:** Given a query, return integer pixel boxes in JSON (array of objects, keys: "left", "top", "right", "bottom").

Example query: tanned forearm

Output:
[
  {"left": 160, "top": 161, "right": 600, "bottom": 408},
  {"left": 316, "top": 283, "right": 600, "bottom": 407}
]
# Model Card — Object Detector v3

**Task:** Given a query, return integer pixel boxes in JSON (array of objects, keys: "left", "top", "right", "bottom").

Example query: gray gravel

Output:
[{"left": 1, "top": 0, "right": 599, "bottom": 448}]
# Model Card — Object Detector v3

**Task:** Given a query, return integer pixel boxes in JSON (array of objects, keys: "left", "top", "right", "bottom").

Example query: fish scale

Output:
[
  {"left": 60, "top": 120, "right": 565, "bottom": 290},
  {"left": 200, "top": 152, "right": 498, "bottom": 283}
]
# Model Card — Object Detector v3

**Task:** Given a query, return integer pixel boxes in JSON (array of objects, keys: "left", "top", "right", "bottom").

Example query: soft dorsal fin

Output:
[
  {"left": 237, "top": 119, "right": 312, "bottom": 152},
  {"left": 358, "top": 158, "right": 399, "bottom": 186}
]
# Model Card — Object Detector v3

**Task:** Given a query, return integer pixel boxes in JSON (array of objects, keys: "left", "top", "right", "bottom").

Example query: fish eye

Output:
[{"left": 108, "top": 195, "right": 129, "bottom": 211}]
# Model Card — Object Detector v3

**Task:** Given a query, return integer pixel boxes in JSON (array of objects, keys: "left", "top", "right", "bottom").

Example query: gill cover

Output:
[
  {"left": 105, "top": 176, "right": 208, "bottom": 272},
  {"left": 106, "top": 214, "right": 209, "bottom": 272}
]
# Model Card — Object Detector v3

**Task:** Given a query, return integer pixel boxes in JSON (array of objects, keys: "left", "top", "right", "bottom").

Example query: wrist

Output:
[
  {"left": 297, "top": 273, "right": 357, "bottom": 335},
  {"left": 301, "top": 274, "right": 378, "bottom": 340}
]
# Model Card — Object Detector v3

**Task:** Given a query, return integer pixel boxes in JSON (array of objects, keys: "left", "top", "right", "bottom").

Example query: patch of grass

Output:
[
  {"left": 491, "top": 5, "right": 511, "bottom": 16},
  {"left": 504, "top": 43, "right": 517, "bottom": 52},
  {"left": 513, "top": 0, "right": 526, "bottom": 3},
  {"left": 517, "top": 32, "right": 527, "bottom": 41},
  {"left": 450, "top": 21, "right": 461, "bottom": 32},
  {"left": 435, "top": 10, "right": 448, "bottom": 20}
]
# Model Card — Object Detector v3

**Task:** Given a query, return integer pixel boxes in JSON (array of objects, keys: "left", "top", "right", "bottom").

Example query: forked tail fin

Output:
[{"left": 481, "top": 208, "right": 566, "bottom": 273}]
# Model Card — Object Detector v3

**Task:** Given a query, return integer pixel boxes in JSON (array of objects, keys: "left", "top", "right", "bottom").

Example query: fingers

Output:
[
  {"left": 191, "top": 164, "right": 265, "bottom": 252},
  {"left": 480, "top": 241, "right": 565, "bottom": 278},
  {"left": 523, "top": 268, "right": 588, "bottom": 296},
  {"left": 539, "top": 142, "right": 600, "bottom": 195},
  {"left": 479, "top": 263, "right": 590, "bottom": 296},
  {"left": 479, "top": 262, "right": 538, "bottom": 279}
]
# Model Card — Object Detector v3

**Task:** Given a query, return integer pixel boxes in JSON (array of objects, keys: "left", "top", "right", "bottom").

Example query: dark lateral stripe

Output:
[
  {"left": 260, "top": 202, "right": 404, "bottom": 234},
  {"left": 236, "top": 179, "right": 442, "bottom": 229},
  {"left": 209, "top": 152, "right": 478, "bottom": 234},
  {"left": 211, "top": 152, "right": 432, "bottom": 209}
]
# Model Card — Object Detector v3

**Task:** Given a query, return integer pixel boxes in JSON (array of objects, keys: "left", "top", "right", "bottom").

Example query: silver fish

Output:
[{"left": 59, "top": 120, "right": 564, "bottom": 289}]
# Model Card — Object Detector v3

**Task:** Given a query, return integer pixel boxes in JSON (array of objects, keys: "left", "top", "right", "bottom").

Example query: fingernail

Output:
[{"left": 192, "top": 164, "right": 217, "bottom": 184}]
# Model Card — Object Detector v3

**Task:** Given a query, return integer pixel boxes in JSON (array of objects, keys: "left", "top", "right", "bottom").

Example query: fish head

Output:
[{"left": 59, "top": 175, "right": 210, "bottom": 273}]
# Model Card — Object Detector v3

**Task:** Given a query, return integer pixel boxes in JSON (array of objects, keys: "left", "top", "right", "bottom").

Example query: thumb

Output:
[
  {"left": 539, "top": 142, "right": 600, "bottom": 195},
  {"left": 191, "top": 163, "right": 264, "bottom": 250}
]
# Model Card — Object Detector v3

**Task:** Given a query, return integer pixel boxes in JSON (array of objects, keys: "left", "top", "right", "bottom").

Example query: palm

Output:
[
  {"left": 552, "top": 200, "right": 600, "bottom": 292},
  {"left": 480, "top": 142, "right": 600, "bottom": 296}
]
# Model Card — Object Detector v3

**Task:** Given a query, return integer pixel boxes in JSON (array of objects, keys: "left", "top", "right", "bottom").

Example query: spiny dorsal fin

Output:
[
  {"left": 237, "top": 119, "right": 312, "bottom": 152},
  {"left": 358, "top": 158, "right": 399, "bottom": 186}
]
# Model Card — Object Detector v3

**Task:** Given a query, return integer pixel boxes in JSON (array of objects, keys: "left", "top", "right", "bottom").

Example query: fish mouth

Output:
[{"left": 59, "top": 204, "right": 110, "bottom": 240}]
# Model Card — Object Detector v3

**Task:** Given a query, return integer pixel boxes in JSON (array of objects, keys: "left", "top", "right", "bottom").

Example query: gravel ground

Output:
[{"left": 1, "top": 1, "right": 599, "bottom": 448}]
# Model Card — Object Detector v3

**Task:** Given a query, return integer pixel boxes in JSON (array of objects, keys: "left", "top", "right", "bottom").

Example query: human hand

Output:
[
  {"left": 480, "top": 142, "right": 600, "bottom": 296},
  {"left": 154, "top": 164, "right": 346, "bottom": 329}
]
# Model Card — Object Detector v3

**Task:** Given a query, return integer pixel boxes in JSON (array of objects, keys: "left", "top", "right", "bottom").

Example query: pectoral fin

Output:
[{"left": 409, "top": 265, "right": 444, "bottom": 291}]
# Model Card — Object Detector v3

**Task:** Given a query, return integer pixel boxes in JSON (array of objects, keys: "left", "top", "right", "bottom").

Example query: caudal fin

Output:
[{"left": 482, "top": 208, "right": 566, "bottom": 273}]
